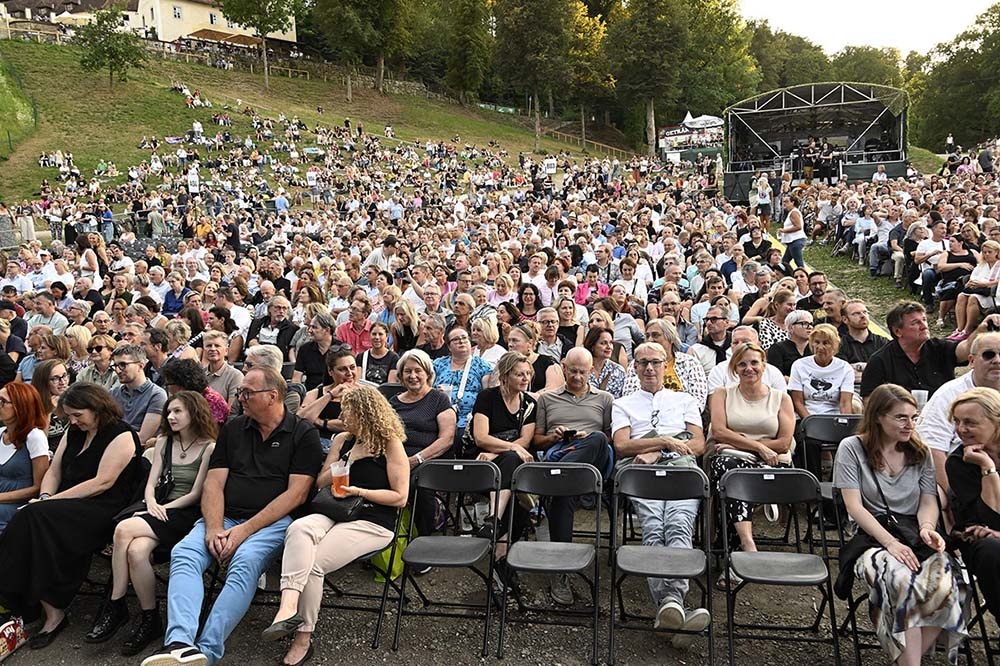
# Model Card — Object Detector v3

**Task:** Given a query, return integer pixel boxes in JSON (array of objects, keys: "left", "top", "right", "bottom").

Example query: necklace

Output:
[{"left": 178, "top": 437, "right": 198, "bottom": 460}]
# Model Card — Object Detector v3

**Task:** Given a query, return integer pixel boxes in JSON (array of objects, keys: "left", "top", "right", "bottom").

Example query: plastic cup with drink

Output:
[{"left": 331, "top": 461, "right": 350, "bottom": 498}]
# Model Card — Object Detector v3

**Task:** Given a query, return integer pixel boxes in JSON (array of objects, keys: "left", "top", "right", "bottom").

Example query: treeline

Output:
[{"left": 291, "top": 0, "right": 1000, "bottom": 153}]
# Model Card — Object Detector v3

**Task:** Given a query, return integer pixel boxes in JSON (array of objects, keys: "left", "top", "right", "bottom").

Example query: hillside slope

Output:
[{"left": 0, "top": 40, "right": 592, "bottom": 201}]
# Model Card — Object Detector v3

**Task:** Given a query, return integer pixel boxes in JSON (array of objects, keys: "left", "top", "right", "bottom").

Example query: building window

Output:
[
  {"left": 209, "top": 12, "right": 218, "bottom": 24},
  {"left": 226, "top": 19, "right": 236, "bottom": 29},
  {"left": 150, "top": 7, "right": 154, "bottom": 19},
  {"left": 172, "top": 6, "right": 181, "bottom": 19}
]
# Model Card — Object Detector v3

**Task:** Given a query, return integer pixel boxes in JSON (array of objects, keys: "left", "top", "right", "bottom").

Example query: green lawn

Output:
[
  {"left": 0, "top": 40, "right": 593, "bottom": 201},
  {"left": 909, "top": 146, "right": 944, "bottom": 175}
]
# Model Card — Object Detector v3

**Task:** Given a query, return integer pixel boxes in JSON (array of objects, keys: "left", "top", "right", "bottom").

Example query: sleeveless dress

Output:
[
  {"left": 135, "top": 442, "right": 209, "bottom": 552},
  {"left": 0, "top": 427, "right": 48, "bottom": 532},
  {"left": 0, "top": 421, "right": 141, "bottom": 613}
]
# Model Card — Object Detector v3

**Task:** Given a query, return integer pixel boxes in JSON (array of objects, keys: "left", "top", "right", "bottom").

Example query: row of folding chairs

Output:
[{"left": 383, "top": 459, "right": 843, "bottom": 666}]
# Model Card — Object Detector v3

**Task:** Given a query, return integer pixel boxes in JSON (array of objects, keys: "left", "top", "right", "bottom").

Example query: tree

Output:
[
  {"left": 677, "top": 0, "right": 760, "bottom": 117},
  {"left": 606, "top": 0, "right": 689, "bottom": 156},
  {"left": 220, "top": 0, "right": 300, "bottom": 90},
  {"left": 746, "top": 20, "right": 829, "bottom": 93},
  {"left": 830, "top": 46, "right": 903, "bottom": 87},
  {"left": 445, "top": 0, "right": 490, "bottom": 104},
  {"left": 567, "top": 1, "right": 612, "bottom": 146},
  {"left": 494, "top": 0, "right": 574, "bottom": 152},
  {"left": 76, "top": 7, "right": 146, "bottom": 89},
  {"left": 315, "top": 0, "right": 413, "bottom": 94}
]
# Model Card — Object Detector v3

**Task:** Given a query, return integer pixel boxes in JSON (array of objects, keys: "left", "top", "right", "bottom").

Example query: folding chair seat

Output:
[
  {"left": 608, "top": 464, "right": 714, "bottom": 664},
  {"left": 497, "top": 462, "right": 603, "bottom": 665},
  {"left": 392, "top": 460, "right": 501, "bottom": 658},
  {"left": 719, "top": 467, "right": 841, "bottom": 666}
]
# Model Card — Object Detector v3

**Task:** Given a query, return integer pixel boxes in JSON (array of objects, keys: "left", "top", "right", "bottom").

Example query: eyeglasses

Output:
[
  {"left": 651, "top": 409, "right": 660, "bottom": 429},
  {"left": 703, "top": 316, "right": 727, "bottom": 323},
  {"left": 0, "top": 397, "right": 10, "bottom": 407},
  {"left": 792, "top": 322, "right": 814, "bottom": 328},
  {"left": 113, "top": 361, "right": 140, "bottom": 371},
  {"left": 88, "top": 345, "right": 106, "bottom": 353},
  {"left": 449, "top": 335, "right": 470, "bottom": 344},
  {"left": 538, "top": 320, "right": 558, "bottom": 326},
  {"left": 49, "top": 373, "right": 69, "bottom": 383},
  {"left": 236, "top": 387, "right": 274, "bottom": 401},
  {"left": 635, "top": 359, "right": 665, "bottom": 369},
  {"left": 891, "top": 414, "right": 919, "bottom": 424},
  {"left": 330, "top": 343, "right": 353, "bottom": 353},
  {"left": 979, "top": 350, "right": 1000, "bottom": 361}
]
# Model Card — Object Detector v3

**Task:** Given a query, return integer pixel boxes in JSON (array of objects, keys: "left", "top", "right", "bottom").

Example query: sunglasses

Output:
[
  {"left": 979, "top": 350, "right": 1000, "bottom": 361},
  {"left": 88, "top": 345, "right": 106, "bottom": 353}
]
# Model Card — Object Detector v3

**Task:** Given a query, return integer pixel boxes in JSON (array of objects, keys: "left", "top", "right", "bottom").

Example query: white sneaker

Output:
[
  {"left": 654, "top": 600, "right": 685, "bottom": 631},
  {"left": 672, "top": 607, "right": 711, "bottom": 648}
]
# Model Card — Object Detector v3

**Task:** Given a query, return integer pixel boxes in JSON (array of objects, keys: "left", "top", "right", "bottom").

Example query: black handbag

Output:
[
  {"left": 308, "top": 487, "right": 365, "bottom": 523},
  {"left": 459, "top": 392, "right": 531, "bottom": 459},
  {"left": 154, "top": 436, "right": 175, "bottom": 504}
]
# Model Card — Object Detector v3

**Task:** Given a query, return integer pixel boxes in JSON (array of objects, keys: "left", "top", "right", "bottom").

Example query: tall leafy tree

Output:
[
  {"left": 76, "top": 7, "right": 146, "bottom": 89},
  {"left": 219, "top": 0, "right": 301, "bottom": 90},
  {"left": 567, "top": 0, "right": 612, "bottom": 145},
  {"left": 445, "top": 0, "right": 490, "bottom": 104},
  {"left": 494, "top": 0, "right": 574, "bottom": 151},
  {"left": 606, "top": 0, "right": 689, "bottom": 156},
  {"left": 747, "top": 20, "right": 830, "bottom": 93},
  {"left": 314, "top": 0, "right": 412, "bottom": 94},
  {"left": 830, "top": 46, "right": 903, "bottom": 87}
]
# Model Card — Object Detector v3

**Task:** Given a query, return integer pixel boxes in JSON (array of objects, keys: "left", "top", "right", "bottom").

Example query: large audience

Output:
[{"left": 0, "top": 98, "right": 998, "bottom": 666}]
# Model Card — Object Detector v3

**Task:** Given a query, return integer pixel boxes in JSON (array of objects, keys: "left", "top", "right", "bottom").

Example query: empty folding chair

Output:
[
  {"left": 392, "top": 460, "right": 501, "bottom": 657},
  {"left": 497, "top": 462, "right": 603, "bottom": 665},
  {"left": 609, "top": 464, "right": 714, "bottom": 665},
  {"left": 718, "top": 467, "right": 841, "bottom": 666}
]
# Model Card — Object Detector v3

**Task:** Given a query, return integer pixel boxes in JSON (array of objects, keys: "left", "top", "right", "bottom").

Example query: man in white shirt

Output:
[
  {"left": 611, "top": 342, "right": 710, "bottom": 645},
  {"left": 706, "top": 326, "right": 787, "bottom": 395},
  {"left": 0, "top": 261, "right": 32, "bottom": 294},
  {"left": 917, "top": 332, "right": 1000, "bottom": 491},
  {"left": 26, "top": 292, "right": 69, "bottom": 335},
  {"left": 149, "top": 266, "right": 171, "bottom": 301},
  {"left": 915, "top": 218, "right": 948, "bottom": 304}
]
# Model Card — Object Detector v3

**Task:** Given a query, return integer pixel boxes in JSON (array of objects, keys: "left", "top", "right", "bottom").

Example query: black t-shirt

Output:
[
  {"left": 294, "top": 341, "right": 331, "bottom": 391},
  {"left": 390, "top": 389, "right": 453, "bottom": 456},
  {"left": 471, "top": 387, "right": 537, "bottom": 439},
  {"left": 530, "top": 354, "right": 557, "bottom": 393},
  {"left": 766, "top": 338, "right": 810, "bottom": 378},
  {"left": 859, "top": 337, "right": 961, "bottom": 398},
  {"left": 947, "top": 445, "right": 1000, "bottom": 531},
  {"left": 209, "top": 411, "right": 323, "bottom": 520},
  {"left": 358, "top": 349, "right": 399, "bottom": 385},
  {"left": 417, "top": 342, "right": 448, "bottom": 360}
]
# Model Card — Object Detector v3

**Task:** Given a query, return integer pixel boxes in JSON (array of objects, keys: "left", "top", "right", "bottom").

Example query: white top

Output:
[
  {"left": 611, "top": 388, "right": 701, "bottom": 441},
  {"left": 473, "top": 344, "right": 507, "bottom": 368},
  {"left": 707, "top": 360, "right": 787, "bottom": 394},
  {"left": 916, "top": 371, "right": 976, "bottom": 453},
  {"left": 788, "top": 356, "right": 855, "bottom": 415},
  {"left": 0, "top": 426, "right": 49, "bottom": 465}
]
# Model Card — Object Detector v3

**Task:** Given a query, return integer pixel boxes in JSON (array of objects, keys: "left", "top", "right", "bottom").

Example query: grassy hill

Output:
[
  {"left": 0, "top": 40, "right": 596, "bottom": 201},
  {"left": 0, "top": 54, "right": 36, "bottom": 164}
]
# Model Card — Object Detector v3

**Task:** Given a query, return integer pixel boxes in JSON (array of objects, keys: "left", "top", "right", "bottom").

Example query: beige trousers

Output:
[{"left": 279, "top": 513, "right": 394, "bottom": 632}]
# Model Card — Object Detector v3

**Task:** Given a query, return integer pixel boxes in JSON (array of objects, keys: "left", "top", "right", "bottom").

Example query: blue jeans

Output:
[
  {"left": 869, "top": 241, "right": 890, "bottom": 271},
  {"left": 543, "top": 432, "right": 612, "bottom": 542},
  {"left": 782, "top": 238, "right": 806, "bottom": 269},
  {"left": 921, "top": 268, "right": 939, "bottom": 306},
  {"left": 631, "top": 497, "right": 700, "bottom": 607},
  {"left": 165, "top": 516, "right": 292, "bottom": 665}
]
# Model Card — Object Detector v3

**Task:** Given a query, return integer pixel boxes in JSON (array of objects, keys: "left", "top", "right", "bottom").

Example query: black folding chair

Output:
[
  {"left": 377, "top": 382, "right": 405, "bottom": 401},
  {"left": 609, "top": 464, "right": 714, "bottom": 665},
  {"left": 392, "top": 460, "right": 501, "bottom": 657},
  {"left": 497, "top": 462, "right": 603, "bottom": 665},
  {"left": 799, "top": 414, "right": 861, "bottom": 480},
  {"left": 719, "top": 468, "right": 841, "bottom": 666}
]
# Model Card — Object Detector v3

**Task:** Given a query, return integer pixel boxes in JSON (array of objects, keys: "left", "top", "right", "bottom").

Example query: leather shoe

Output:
[
  {"left": 29, "top": 615, "right": 69, "bottom": 649},
  {"left": 86, "top": 597, "right": 129, "bottom": 643},
  {"left": 262, "top": 614, "right": 304, "bottom": 641},
  {"left": 122, "top": 607, "right": 164, "bottom": 656}
]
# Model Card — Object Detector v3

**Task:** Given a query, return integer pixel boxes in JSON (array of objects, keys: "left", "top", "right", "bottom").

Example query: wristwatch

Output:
[
  {"left": 39, "top": 493, "right": 51, "bottom": 500},
  {"left": 983, "top": 468, "right": 998, "bottom": 478},
  {"left": 415, "top": 453, "right": 425, "bottom": 464}
]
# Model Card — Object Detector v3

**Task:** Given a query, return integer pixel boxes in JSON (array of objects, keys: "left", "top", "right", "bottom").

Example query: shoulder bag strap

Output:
[
  {"left": 361, "top": 350, "right": 369, "bottom": 380},
  {"left": 455, "top": 354, "right": 474, "bottom": 402},
  {"left": 868, "top": 458, "right": 898, "bottom": 524}
]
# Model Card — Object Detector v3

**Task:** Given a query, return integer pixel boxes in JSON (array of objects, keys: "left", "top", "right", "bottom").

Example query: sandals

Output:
[{"left": 715, "top": 567, "right": 743, "bottom": 591}]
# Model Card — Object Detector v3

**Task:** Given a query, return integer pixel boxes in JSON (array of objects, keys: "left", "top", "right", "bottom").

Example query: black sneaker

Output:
[{"left": 140, "top": 643, "right": 208, "bottom": 666}]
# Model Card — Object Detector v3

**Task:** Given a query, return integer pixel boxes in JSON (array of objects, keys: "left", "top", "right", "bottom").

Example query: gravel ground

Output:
[{"left": 9, "top": 506, "right": 993, "bottom": 666}]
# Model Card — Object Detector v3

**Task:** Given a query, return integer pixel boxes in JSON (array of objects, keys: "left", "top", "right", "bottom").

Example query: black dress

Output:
[{"left": 0, "top": 421, "right": 141, "bottom": 613}]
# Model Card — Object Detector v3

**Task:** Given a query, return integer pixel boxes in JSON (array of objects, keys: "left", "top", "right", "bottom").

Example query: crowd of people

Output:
[{"left": 0, "top": 103, "right": 999, "bottom": 666}]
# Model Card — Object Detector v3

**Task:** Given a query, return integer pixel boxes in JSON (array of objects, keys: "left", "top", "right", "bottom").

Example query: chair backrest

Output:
[
  {"left": 281, "top": 361, "right": 295, "bottom": 380},
  {"left": 413, "top": 460, "right": 500, "bottom": 495},
  {"left": 378, "top": 382, "right": 405, "bottom": 401},
  {"left": 614, "top": 464, "right": 709, "bottom": 503},
  {"left": 511, "top": 462, "right": 602, "bottom": 497},
  {"left": 800, "top": 414, "right": 861, "bottom": 445},
  {"left": 719, "top": 468, "right": 820, "bottom": 506}
]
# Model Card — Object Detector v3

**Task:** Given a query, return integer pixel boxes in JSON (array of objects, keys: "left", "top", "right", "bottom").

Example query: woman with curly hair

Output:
[
  {"left": 263, "top": 384, "right": 409, "bottom": 665},
  {"left": 159, "top": 358, "right": 230, "bottom": 426}
]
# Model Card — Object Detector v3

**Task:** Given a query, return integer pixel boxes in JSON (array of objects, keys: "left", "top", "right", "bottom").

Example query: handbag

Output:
[
  {"left": 459, "top": 392, "right": 531, "bottom": 459},
  {"left": 113, "top": 436, "right": 175, "bottom": 522},
  {"left": 308, "top": 486, "right": 366, "bottom": 523},
  {"left": 833, "top": 463, "right": 939, "bottom": 599}
]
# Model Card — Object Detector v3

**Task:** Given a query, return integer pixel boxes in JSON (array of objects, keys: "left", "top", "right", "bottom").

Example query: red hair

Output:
[{"left": 3, "top": 382, "right": 48, "bottom": 448}]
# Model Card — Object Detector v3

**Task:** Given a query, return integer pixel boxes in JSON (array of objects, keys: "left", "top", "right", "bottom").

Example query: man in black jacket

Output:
[{"left": 246, "top": 296, "right": 299, "bottom": 362}]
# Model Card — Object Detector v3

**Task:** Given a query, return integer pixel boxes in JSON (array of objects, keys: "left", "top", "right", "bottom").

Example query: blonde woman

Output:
[
  {"left": 472, "top": 317, "right": 507, "bottom": 367},
  {"left": 391, "top": 299, "right": 420, "bottom": 354},
  {"left": 64, "top": 324, "right": 93, "bottom": 376},
  {"left": 489, "top": 274, "right": 517, "bottom": 306},
  {"left": 264, "top": 385, "right": 408, "bottom": 666},
  {"left": 165, "top": 320, "right": 200, "bottom": 363},
  {"left": 951, "top": 240, "right": 1000, "bottom": 341}
]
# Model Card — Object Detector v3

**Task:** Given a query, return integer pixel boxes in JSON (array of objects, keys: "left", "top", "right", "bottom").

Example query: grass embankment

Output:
[
  {"left": 0, "top": 56, "right": 36, "bottom": 163},
  {"left": 909, "top": 146, "right": 944, "bottom": 174},
  {"left": 0, "top": 39, "right": 587, "bottom": 201}
]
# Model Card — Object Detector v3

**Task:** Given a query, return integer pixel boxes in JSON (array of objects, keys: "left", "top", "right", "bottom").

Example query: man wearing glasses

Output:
[
  {"left": 147, "top": 366, "right": 322, "bottom": 666},
  {"left": 536, "top": 308, "right": 573, "bottom": 362},
  {"left": 109, "top": 344, "right": 167, "bottom": 447},
  {"left": 246, "top": 296, "right": 298, "bottom": 362},
  {"left": 795, "top": 271, "right": 828, "bottom": 316},
  {"left": 611, "top": 342, "right": 709, "bottom": 645}
]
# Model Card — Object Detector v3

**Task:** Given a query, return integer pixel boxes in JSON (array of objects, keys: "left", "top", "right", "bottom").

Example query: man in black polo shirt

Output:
[
  {"left": 860, "top": 301, "right": 998, "bottom": 398},
  {"left": 148, "top": 367, "right": 322, "bottom": 666},
  {"left": 837, "top": 299, "right": 889, "bottom": 386},
  {"left": 796, "top": 271, "right": 827, "bottom": 316}
]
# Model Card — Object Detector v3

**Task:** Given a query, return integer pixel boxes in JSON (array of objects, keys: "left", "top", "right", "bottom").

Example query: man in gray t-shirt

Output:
[{"left": 109, "top": 344, "right": 167, "bottom": 446}]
